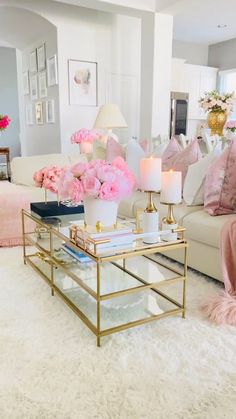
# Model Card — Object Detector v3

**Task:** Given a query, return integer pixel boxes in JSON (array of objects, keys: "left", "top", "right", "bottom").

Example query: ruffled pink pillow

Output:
[
  {"left": 162, "top": 139, "right": 202, "bottom": 187},
  {"left": 204, "top": 139, "right": 236, "bottom": 215},
  {"left": 161, "top": 137, "right": 182, "bottom": 161},
  {"left": 106, "top": 137, "right": 125, "bottom": 162}
]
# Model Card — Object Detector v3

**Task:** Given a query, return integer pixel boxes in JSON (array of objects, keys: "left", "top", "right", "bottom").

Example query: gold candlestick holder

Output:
[
  {"left": 162, "top": 203, "right": 176, "bottom": 225},
  {"left": 141, "top": 190, "right": 160, "bottom": 244},
  {"left": 161, "top": 201, "right": 181, "bottom": 241}
]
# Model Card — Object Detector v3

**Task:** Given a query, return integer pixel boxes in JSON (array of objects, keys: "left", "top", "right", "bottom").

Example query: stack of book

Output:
[
  {"left": 70, "top": 222, "right": 135, "bottom": 254},
  {"left": 62, "top": 242, "right": 94, "bottom": 264}
]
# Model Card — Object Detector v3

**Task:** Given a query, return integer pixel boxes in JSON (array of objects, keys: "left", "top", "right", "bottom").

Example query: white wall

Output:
[
  {"left": 0, "top": 47, "right": 20, "bottom": 158},
  {"left": 21, "top": 27, "right": 60, "bottom": 156},
  {"left": 172, "top": 40, "right": 209, "bottom": 66},
  {"left": 57, "top": 8, "right": 141, "bottom": 154},
  {"left": 208, "top": 38, "right": 236, "bottom": 71}
]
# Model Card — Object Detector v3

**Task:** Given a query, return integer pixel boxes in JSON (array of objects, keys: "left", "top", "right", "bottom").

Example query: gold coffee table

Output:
[{"left": 22, "top": 210, "right": 188, "bottom": 347}]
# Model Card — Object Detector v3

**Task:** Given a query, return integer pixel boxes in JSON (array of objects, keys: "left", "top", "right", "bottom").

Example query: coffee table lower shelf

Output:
[{"left": 22, "top": 210, "right": 188, "bottom": 346}]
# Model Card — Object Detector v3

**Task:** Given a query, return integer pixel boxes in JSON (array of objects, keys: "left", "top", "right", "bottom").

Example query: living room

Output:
[{"left": 0, "top": 0, "right": 236, "bottom": 418}]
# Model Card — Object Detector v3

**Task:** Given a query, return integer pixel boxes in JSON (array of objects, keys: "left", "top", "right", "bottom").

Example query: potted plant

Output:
[
  {"left": 70, "top": 128, "right": 99, "bottom": 153},
  {"left": 199, "top": 90, "right": 235, "bottom": 136},
  {"left": 0, "top": 114, "right": 10, "bottom": 135}
]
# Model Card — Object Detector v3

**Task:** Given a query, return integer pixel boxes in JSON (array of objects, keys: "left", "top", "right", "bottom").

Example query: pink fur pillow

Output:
[
  {"left": 106, "top": 137, "right": 125, "bottom": 162},
  {"left": 161, "top": 137, "right": 182, "bottom": 161},
  {"left": 204, "top": 140, "right": 236, "bottom": 215},
  {"left": 162, "top": 139, "right": 202, "bottom": 186}
]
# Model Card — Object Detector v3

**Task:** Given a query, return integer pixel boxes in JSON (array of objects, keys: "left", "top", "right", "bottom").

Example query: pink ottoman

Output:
[{"left": 0, "top": 181, "right": 33, "bottom": 247}]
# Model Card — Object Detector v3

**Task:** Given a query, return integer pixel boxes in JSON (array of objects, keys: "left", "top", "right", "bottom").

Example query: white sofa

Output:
[
  {"left": 10, "top": 153, "right": 88, "bottom": 202},
  {"left": 119, "top": 192, "right": 236, "bottom": 283}
]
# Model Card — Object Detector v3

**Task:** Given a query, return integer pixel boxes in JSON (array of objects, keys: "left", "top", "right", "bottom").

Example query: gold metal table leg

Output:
[
  {"left": 182, "top": 246, "right": 188, "bottom": 318},
  {"left": 50, "top": 229, "right": 54, "bottom": 296},
  {"left": 97, "top": 262, "right": 101, "bottom": 347}
]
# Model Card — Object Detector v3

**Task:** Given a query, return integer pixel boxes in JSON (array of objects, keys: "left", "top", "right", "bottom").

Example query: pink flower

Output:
[
  {"left": 81, "top": 176, "right": 101, "bottom": 198},
  {"left": 68, "top": 178, "right": 84, "bottom": 202},
  {"left": 99, "top": 181, "right": 120, "bottom": 201},
  {"left": 96, "top": 165, "right": 117, "bottom": 182},
  {"left": 71, "top": 162, "right": 87, "bottom": 177},
  {"left": 0, "top": 115, "right": 10, "bottom": 131},
  {"left": 70, "top": 128, "right": 99, "bottom": 144}
]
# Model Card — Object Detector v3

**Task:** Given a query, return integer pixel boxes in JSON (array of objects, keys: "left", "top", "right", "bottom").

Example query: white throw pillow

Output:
[
  {"left": 126, "top": 138, "right": 145, "bottom": 182},
  {"left": 152, "top": 142, "right": 168, "bottom": 157},
  {"left": 183, "top": 152, "right": 217, "bottom": 206}
]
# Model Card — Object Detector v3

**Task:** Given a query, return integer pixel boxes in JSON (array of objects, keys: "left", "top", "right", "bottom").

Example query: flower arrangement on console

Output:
[
  {"left": 71, "top": 128, "right": 99, "bottom": 154},
  {"left": 0, "top": 115, "right": 11, "bottom": 133},
  {"left": 58, "top": 157, "right": 136, "bottom": 226},
  {"left": 199, "top": 91, "right": 236, "bottom": 136},
  {"left": 225, "top": 120, "right": 236, "bottom": 133},
  {"left": 199, "top": 90, "right": 235, "bottom": 114},
  {"left": 33, "top": 166, "right": 63, "bottom": 203}
]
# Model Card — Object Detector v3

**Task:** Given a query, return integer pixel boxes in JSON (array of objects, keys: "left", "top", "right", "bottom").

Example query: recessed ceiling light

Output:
[{"left": 217, "top": 24, "right": 228, "bottom": 28}]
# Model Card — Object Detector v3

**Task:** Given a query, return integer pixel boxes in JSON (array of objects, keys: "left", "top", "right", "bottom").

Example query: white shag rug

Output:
[{"left": 0, "top": 247, "right": 236, "bottom": 419}]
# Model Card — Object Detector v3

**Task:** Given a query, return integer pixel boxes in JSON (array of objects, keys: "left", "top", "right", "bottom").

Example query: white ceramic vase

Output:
[
  {"left": 83, "top": 198, "right": 118, "bottom": 227},
  {"left": 80, "top": 142, "right": 93, "bottom": 154}
]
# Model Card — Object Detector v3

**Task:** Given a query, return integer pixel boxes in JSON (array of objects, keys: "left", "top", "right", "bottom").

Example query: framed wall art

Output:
[
  {"left": 38, "top": 71, "right": 48, "bottom": 98},
  {"left": 25, "top": 104, "right": 34, "bottom": 125},
  {"left": 30, "top": 74, "right": 38, "bottom": 100},
  {"left": 35, "top": 101, "right": 44, "bottom": 125},
  {"left": 23, "top": 71, "right": 29, "bottom": 95},
  {"left": 46, "top": 100, "right": 55, "bottom": 123},
  {"left": 68, "top": 59, "right": 97, "bottom": 106},
  {"left": 29, "top": 50, "right": 37, "bottom": 73},
  {"left": 47, "top": 54, "right": 58, "bottom": 86},
  {"left": 37, "top": 43, "right": 46, "bottom": 71}
]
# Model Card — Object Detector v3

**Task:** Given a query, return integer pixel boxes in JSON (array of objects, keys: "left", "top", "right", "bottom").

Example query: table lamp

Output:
[{"left": 93, "top": 103, "right": 127, "bottom": 142}]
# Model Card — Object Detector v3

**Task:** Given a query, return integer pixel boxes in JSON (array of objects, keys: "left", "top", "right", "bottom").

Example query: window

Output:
[{"left": 218, "top": 69, "right": 236, "bottom": 120}]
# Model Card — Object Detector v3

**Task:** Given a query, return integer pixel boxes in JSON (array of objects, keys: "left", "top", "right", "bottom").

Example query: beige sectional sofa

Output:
[
  {"left": 119, "top": 191, "right": 236, "bottom": 283},
  {"left": 10, "top": 153, "right": 88, "bottom": 202},
  {"left": 10, "top": 153, "right": 234, "bottom": 283}
]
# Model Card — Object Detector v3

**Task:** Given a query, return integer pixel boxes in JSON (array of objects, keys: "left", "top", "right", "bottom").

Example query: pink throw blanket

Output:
[{"left": 203, "top": 218, "right": 236, "bottom": 325}]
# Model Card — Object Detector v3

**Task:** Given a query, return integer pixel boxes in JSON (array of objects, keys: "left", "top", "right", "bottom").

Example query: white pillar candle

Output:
[
  {"left": 140, "top": 157, "right": 161, "bottom": 191},
  {"left": 160, "top": 170, "right": 182, "bottom": 204}
]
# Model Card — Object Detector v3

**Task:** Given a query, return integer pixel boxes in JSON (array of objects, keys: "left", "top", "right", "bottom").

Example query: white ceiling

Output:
[
  {"left": 161, "top": 0, "right": 236, "bottom": 45},
  {"left": 100, "top": 0, "right": 236, "bottom": 45}
]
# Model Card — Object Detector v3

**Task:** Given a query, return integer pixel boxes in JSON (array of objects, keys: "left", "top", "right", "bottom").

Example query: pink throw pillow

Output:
[
  {"left": 106, "top": 137, "right": 125, "bottom": 162},
  {"left": 204, "top": 140, "right": 236, "bottom": 215},
  {"left": 161, "top": 137, "right": 182, "bottom": 161},
  {"left": 162, "top": 138, "right": 202, "bottom": 186}
]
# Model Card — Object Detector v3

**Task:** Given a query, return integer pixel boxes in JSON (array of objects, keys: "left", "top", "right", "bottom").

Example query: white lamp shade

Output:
[{"left": 93, "top": 103, "right": 128, "bottom": 129}]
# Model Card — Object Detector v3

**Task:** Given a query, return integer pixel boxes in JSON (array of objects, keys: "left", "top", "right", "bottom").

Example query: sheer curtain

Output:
[{"left": 218, "top": 69, "right": 236, "bottom": 120}]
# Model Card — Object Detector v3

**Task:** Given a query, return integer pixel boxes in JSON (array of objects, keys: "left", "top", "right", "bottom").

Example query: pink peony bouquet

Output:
[
  {"left": 0, "top": 115, "right": 11, "bottom": 132},
  {"left": 58, "top": 157, "right": 136, "bottom": 203},
  {"left": 71, "top": 128, "right": 99, "bottom": 144},
  {"left": 33, "top": 166, "right": 63, "bottom": 193},
  {"left": 225, "top": 120, "right": 236, "bottom": 133},
  {"left": 199, "top": 90, "right": 235, "bottom": 114}
]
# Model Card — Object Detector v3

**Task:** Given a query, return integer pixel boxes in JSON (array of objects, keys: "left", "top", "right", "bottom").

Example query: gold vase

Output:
[{"left": 207, "top": 110, "right": 227, "bottom": 136}]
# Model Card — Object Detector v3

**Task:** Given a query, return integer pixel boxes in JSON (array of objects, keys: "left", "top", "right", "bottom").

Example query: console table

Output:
[{"left": 0, "top": 147, "right": 10, "bottom": 181}]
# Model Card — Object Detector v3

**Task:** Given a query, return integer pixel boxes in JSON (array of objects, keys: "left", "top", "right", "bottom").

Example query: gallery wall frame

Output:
[
  {"left": 38, "top": 71, "right": 48, "bottom": 98},
  {"left": 35, "top": 101, "right": 44, "bottom": 125},
  {"left": 68, "top": 59, "right": 98, "bottom": 106},
  {"left": 47, "top": 54, "right": 58, "bottom": 86},
  {"left": 30, "top": 74, "right": 38, "bottom": 100},
  {"left": 37, "top": 43, "right": 46, "bottom": 72},
  {"left": 45, "top": 100, "right": 55, "bottom": 123},
  {"left": 29, "top": 50, "right": 37, "bottom": 73},
  {"left": 23, "top": 71, "right": 30, "bottom": 95}
]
